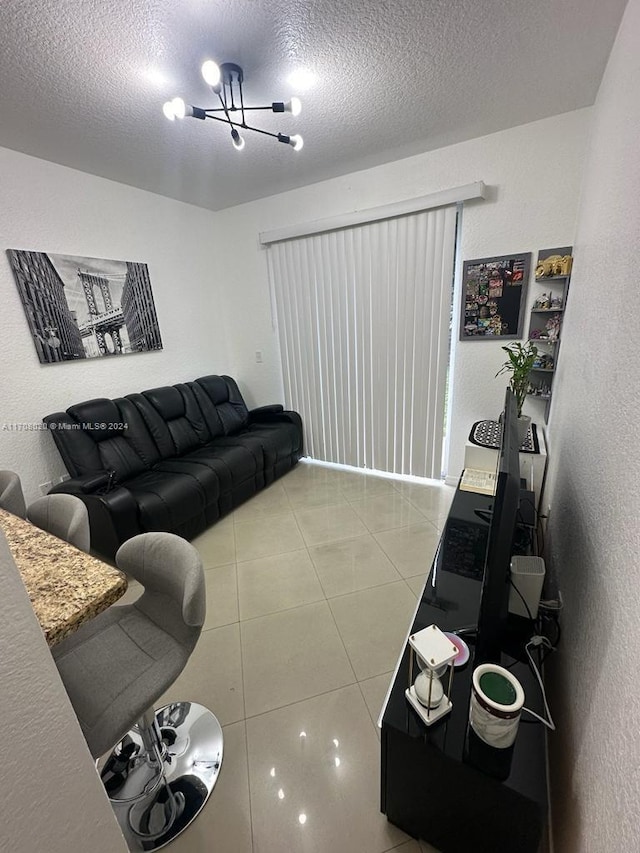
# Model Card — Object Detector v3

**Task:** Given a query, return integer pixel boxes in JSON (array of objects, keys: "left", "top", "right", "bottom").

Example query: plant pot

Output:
[{"left": 516, "top": 415, "right": 531, "bottom": 446}]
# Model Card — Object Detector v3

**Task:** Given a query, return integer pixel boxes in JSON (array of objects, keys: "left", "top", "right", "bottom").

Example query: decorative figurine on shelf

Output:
[
  {"left": 530, "top": 328, "right": 541, "bottom": 339},
  {"left": 533, "top": 293, "right": 551, "bottom": 309},
  {"left": 545, "top": 315, "right": 561, "bottom": 341},
  {"left": 550, "top": 295, "right": 563, "bottom": 310},
  {"left": 535, "top": 254, "right": 573, "bottom": 278},
  {"left": 532, "top": 353, "right": 554, "bottom": 369}
]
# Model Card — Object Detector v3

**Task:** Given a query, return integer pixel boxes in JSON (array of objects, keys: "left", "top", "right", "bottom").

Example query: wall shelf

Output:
[{"left": 527, "top": 247, "right": 572, "bottom": 422}]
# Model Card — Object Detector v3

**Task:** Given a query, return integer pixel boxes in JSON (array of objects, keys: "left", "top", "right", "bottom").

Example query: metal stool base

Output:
[{"left": 101, "top": 702, "right": 223, "bottom": 851}]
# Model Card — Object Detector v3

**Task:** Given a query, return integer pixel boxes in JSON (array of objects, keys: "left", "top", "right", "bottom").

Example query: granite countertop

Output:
[{"left": 0, "top": 507, "right": 127, "bottom": 647}]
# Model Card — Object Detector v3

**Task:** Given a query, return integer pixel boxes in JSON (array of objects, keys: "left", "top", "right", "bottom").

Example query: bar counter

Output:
[{"left": 0, "top": 507, "right": 127, "bottom": 646}]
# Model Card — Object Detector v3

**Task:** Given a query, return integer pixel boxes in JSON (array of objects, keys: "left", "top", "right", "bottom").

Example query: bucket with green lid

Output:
[{"left": 470, "top": 663, "right": 525, "bottom": 748}]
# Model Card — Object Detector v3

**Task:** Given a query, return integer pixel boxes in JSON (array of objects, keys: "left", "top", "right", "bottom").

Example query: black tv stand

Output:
[{"left": 379, "top": 486, "right": 548, "bottom": 852}]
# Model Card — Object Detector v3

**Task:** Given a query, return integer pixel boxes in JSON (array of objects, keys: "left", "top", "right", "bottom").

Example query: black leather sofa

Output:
[{"left": 43, "top": 375, "right": 303, "bottom": 559}]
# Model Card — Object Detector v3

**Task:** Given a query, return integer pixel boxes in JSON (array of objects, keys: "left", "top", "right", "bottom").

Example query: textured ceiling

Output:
[{"left": 0, "top": 0, "right": 628, "bottom": 211}]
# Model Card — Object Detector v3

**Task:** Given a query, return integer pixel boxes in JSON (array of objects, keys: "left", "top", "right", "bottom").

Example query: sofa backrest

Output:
[
  {"left": 190, "top": 375, "right": 249, "bottom": 436},
  {"left": 129, "top": 385, "right": 210, "bottom": 459},
  {"left": 51, "top": 398, "right": 149, "bottom": 481},
  {"left": 43, "top": 375, "right": 254, "bottom": 480}
]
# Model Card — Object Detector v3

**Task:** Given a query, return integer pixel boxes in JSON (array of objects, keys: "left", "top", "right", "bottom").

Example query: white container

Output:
[
  {"left": 469, "top": 664, "right": 525, "bottom": 749},
  {"left": 509, "top": 555, "right": 546, "bottom": 619}
]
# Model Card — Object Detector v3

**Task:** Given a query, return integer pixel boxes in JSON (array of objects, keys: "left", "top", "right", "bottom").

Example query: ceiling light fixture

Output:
[{"left": 163, "top": 61, "right": 304, "bottom": 152}]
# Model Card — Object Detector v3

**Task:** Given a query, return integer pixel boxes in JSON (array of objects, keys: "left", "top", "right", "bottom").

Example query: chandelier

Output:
[{"left": 163, "top": 61, "right": 303, "bottom": 152}]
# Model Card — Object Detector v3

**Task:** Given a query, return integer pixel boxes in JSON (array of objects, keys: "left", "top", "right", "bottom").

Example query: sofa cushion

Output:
[
  {"left": 124, "top": 470, "right": 208, "bottom": 532},
  {"left": 129, "top": 386, "right": 208, "bottom": 459},
  {"left": 182, "top": 443, "right": 263, "bottom": 493},
  {"left": 64, "top": 398, "right": 147, "bottom": 481},
  {"left": 250, "top": 421, "right": 302, "bottom": 456},
  {"left": 191, "top": 375, "right": 249, "bottom": 436}
]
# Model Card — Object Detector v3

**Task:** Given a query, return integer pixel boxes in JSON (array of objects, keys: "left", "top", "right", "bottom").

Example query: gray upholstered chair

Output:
[
  {"left": 0, "top": 470, "right": 26, "bottom": 518},
  {"left": 27, "top": 493, "right": 90, "bottom": 552},
  {"left": 53, "top": 532, "right": 223, "bottom": 851}
]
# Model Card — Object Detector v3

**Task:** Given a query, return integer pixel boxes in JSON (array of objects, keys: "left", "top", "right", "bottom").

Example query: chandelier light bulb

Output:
[
  {"left": 289, "top": 134, "right": 304, "bottom": 151},
  {"left": 231, "top": 128, "right": 245, "bottom": 150},
  {"left": 162, "top": 101, "right": 176, "bottom": 121},
  {"left": 287, "top": 97, "right": 302, "bottom": 116},
  {"left": 202, "top": 60, "right": 221, "bottom": 87},
  {"left": 171, "top": 97, "right": 186, "bottom": 119}
]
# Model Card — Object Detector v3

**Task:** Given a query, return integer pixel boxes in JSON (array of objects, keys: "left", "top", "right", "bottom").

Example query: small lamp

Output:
[{"left": 405, "top": 624, "right": 457, "bottom": 726}]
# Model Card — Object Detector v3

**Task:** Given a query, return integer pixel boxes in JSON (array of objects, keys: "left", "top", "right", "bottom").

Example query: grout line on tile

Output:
[
  {"left": 237, "top": 591, "right": 327, "bottom": 624},
  {"left": 323, "top": 596, "right": 363, "bottom": 688},
  {"left": 355, "top": 679, "right": 385, "bottom": 740},
  {"left": 327, "top": 576, "right": 412, "bottom": 605},
  {"left": 243, "top": 680, "right": 362, "bottom": 725},
  {"left": 237, "top": 577, "right": 248, "bottom": 724},
  {"left": 238, "top": 719, "right": 255, "bottom": 853}
]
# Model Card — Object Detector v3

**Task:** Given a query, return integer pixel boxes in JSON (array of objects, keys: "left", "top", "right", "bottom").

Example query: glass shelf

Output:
[
  {"left": 530, "top": 308, "right": 564, "bottom": 313},
  {"left": 527, "top": 393, "right": 551, "bottom": 400},
  {"left": 529, "top": 337, "right": 559, "bottom": 344},
  {"left": 531, "top": 367, "right": 554, "bottom": 372},
  {"left": 535, "top": 275, "right": 570, "bottom": 281}
]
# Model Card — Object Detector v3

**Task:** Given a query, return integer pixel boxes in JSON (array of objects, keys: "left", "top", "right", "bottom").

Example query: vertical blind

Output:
[{"left": 267, "top": 205, "right": 458, "bottom": 479}]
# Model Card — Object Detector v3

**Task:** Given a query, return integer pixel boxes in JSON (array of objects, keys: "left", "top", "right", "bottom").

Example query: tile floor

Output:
[{"left": 121, "top": 460, "right": 455, "bottom": 853}]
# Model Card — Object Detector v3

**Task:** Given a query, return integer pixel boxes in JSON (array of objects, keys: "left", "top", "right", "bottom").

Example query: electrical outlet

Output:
[
  {"left": 39, "top": 481, "right": 53, "bottom": 495},
  {"left": 255, "top": 350, "right": 263, "bottom": 363}
]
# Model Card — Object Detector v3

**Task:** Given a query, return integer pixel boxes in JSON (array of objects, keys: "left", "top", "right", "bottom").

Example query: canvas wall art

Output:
[{"left": 7, "top": 250, "right": 163, "bottom": 364}]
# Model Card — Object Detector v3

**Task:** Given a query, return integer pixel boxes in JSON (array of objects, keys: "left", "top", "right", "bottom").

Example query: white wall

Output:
[
  {"left": 0, "top": 530, "right": 127, "bottom": 851},
  {"left": 214, "top": 110, "right": 591, "bottom": 478},
  {"left": 0, "top": 148, "right": 229, "bottom": 503},
  {"left": 543, "top": 1, "right": 640, "bottom": 849}
]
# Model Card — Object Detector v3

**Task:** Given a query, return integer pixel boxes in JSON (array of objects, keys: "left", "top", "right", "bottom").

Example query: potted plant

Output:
[{"left": 495, "top": 341, "right": 538, "bottom": 443}]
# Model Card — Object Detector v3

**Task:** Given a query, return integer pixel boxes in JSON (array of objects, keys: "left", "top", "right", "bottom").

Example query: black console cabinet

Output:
[{"left": 380, "top": 487, "right": 547, "bottom": 853}]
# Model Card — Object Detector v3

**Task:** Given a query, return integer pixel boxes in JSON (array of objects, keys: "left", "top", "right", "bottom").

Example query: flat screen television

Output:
[{"left": 474, "top": 388, "right": 522, "bottom": 664}]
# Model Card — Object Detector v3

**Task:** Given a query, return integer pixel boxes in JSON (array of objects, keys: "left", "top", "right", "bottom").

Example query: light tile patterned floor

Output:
[{"left": 161, "top": 460, "right": 453, "bottom": 853}]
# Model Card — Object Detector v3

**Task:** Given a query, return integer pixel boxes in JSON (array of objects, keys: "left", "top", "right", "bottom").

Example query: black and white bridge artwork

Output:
[{"left": 7, "top": 250, "right": 163, "bottom": 364}]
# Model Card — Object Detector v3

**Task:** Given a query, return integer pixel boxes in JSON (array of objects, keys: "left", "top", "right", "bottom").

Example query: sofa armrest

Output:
[
  {"left": 50, "top": 479, "right": 141, "bottom": 560},
  {"left": 50, "top": 471, "right": 114, "bottom": 495},
  {"left": 248, "top": 409, "right": 304, "bottom": 457},
  {"left": 248, "top": 404, "right": 284, "bottom": 421}
]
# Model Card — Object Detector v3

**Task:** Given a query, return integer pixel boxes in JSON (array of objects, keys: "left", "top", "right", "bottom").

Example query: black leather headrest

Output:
[
  {"left": 194, "top": 375, "right": 228, "bottom": 405},
  {"left": 67, "top": 399, "right": 125, "bottom": 440},
  {"left": 142, "top": 386, "right": 185, "bottom": 421}
]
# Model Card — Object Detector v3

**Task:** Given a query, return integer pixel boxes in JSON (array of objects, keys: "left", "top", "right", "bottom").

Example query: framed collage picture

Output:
[{"left": 460, "top": 252, "right": 531, "bottom": 340}]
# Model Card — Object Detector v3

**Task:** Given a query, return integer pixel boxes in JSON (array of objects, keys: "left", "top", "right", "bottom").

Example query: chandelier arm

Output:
[
  {"left": 201, "top": 113, "right": 284, "bottom": 140},
  {"left": 216, "top": 89, "right": 233, "bottom": 124},
  {"left": 229, "top": 76, "right": 238, "bottom": 111},
  {"left": 239, "top": 80, "right": 246, "bottom": 125},
  {"left": 203, "top": 106, "right": 277, "bottom": 114}
]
